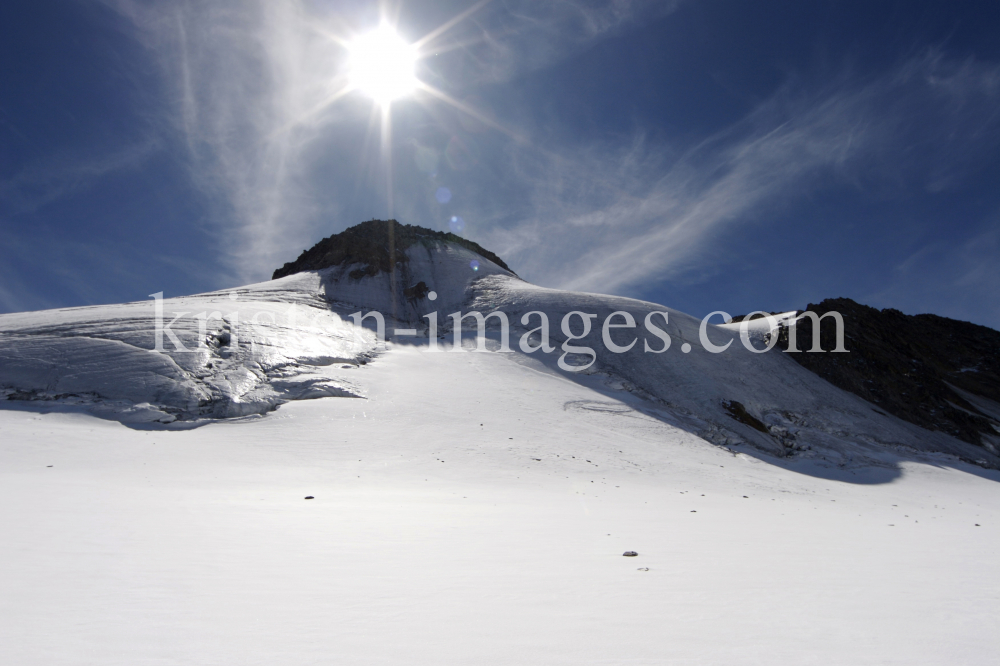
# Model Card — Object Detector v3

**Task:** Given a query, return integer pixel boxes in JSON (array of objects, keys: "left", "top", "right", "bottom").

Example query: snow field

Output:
[{"left": 2, "top": 345, "right": 998, "bottom": 665}]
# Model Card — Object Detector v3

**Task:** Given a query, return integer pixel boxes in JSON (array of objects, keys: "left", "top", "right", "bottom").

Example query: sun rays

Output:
[
  {"left": 289, "top": 6, "right": 494, "bottom": 122},
  {"left": 268, "top": 1, "right": 531, "bottom": 214},
  {"left": 347, "top": 24, "right": 418, "bottom": 107}
]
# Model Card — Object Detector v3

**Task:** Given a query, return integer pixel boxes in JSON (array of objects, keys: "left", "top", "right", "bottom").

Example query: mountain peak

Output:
[{"left": 272, "top": 219, "right": 513, "bottom": 280}]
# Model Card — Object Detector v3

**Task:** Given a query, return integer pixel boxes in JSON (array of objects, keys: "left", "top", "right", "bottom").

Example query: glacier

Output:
[
  {"left": 1, "top": 236, "right": 994, "bottom": 469},
  {"left": 2, "top": 234, "right": 999, "bottom": 665}
]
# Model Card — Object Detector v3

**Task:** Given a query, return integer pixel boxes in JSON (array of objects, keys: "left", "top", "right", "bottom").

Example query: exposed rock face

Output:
[
  {"left": 272, "top": 219, "right": 513, "bottom": 280},
  {"left": 774, "top": 298, "right": 1000, "bottom": 453}
]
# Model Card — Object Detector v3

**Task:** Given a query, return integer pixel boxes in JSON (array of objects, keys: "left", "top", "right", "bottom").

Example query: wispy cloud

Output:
[
  {"left": 0, "top": 263, "right": 46, "bottom": 314},
  {"left": 87, "top": 0, "right": 1000, "bottom": 308},
  {"left": 90, "top": 0, "right": 684, "bottom": 284},
  {"left": 425, "top": 0, "right": 682, "bottom": 84},
  {"left": 0, "top": 138, "right": 159, "bottom": 215},
  {"left": 472, "top": 50, "right": 1000, "bottom": 295},
  {"left": 95, "top": 0, "right": 357, "bottom": 282},
  {"left": 867, "top": 217, "right": 1000, "bottom": 329}
]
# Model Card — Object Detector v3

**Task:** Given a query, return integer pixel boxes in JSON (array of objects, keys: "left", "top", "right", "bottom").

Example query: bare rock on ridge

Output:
[
  {"left": 272, "top": 219, "right": 514, "bottom": 280},
  {"left": 773, "top": 298, "right": 1000, "bottom": 453}
]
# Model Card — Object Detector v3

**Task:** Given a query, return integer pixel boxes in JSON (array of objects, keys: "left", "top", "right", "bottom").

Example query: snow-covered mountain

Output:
[
  {"left": 3, "top": 220, "right": 1000, "bottom": 665},
  {"left": 1, "top": 219, "right": 996, "bottom": 471}
]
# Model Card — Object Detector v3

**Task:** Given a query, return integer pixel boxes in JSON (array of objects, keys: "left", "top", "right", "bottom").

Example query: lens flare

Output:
[
  {"left": 449, "top": 216, "right": 465, "bottom": 233},
  {"left": 470, "top": 260, "right": 479, "bottom": 271}
]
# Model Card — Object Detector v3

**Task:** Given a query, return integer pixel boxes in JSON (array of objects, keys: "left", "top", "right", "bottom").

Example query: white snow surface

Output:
[
  {"left": 0, "top": 240, "right": 991, "bottom": 464},
  {"left": 0, "top": 270, "right": 374, "bottom": 424},
  {"left": 2, "top": 344, "right": 999, "bottom": 665},
  {"left": 2, "top": 240, "right": 1000, "bottom": 663}
]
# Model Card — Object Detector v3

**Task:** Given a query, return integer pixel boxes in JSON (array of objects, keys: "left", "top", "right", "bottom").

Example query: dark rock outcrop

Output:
[
  {"left": 773, "top": 298, "right": 1000, "bottom": 452},
  {"left": 722, "top": 399, "right": 770, "bottom": 434},
  {"left": 272, "top": 219, "right": 513, "bottom": 280}
]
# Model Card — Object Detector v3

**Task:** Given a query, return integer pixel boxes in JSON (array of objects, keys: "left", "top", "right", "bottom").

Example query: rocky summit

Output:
[{"left": 272, "top": 219, "right": 513, "bottom": 280}]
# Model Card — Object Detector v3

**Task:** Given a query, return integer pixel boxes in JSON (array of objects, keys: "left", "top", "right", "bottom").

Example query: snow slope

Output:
[
  {"left": 1, "top": 238, "right": 993, "bottom": 467},
  {"left": 1, "top": 343, "right": 998, "bottom": 665},
  {"left": 2, "top": 238, "right": 1000, "bottom": 663},
  {"left": 0, "top": 270, "right": 375, "bottom": 424}
]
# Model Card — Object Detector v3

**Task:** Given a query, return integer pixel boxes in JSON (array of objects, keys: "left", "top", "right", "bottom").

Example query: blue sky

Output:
[{"left": 2, "top": 0, "right": 999, "bottom": 328}]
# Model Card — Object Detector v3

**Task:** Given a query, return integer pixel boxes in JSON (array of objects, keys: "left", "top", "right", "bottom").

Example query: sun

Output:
[{"left": 348, "top": 24, "right": 418, "bottom": 106}]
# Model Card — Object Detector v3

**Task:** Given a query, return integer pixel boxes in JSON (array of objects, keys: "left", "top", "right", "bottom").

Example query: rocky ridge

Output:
[
  {"left": 772, "top": 298, "right": 1000, "bottom": 455},
  {"left": 272, "top": 219, "right": 513, "bottom": 280}
]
